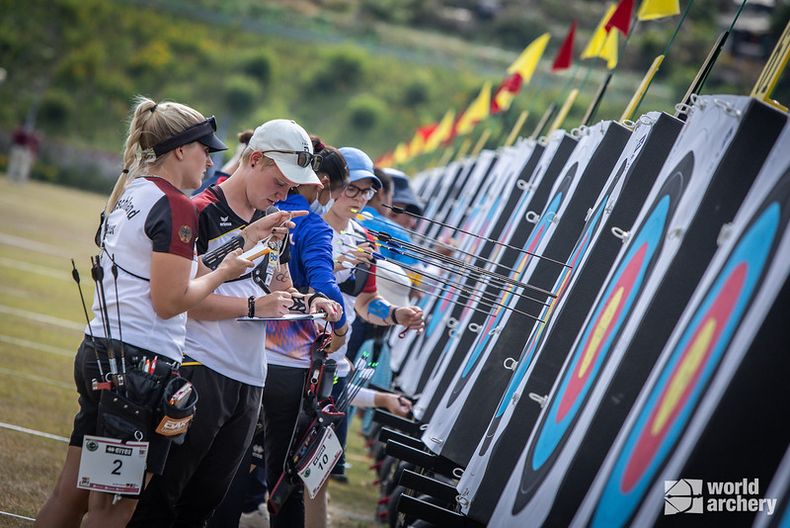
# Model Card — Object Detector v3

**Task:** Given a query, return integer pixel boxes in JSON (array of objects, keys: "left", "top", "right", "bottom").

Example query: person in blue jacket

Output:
[{"left": 273, "top": 141, "right": 350, "bottom": 341}]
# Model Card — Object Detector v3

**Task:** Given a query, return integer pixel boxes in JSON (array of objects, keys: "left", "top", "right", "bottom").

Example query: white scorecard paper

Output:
[{"left": 77, "top": 435, "right": 148, "bottom": 495}]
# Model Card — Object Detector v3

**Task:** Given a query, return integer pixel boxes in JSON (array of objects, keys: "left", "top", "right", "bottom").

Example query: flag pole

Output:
[
  {"left": 582, "top": 9, "right": 643, "bottom": 125},
  {"left": 504, "top": 110, "right": 529, "bottom": 147},
  {"left": 471, "top": 128, "right": 492, "bottom": 156},
  {"left": 750, "top": 19, "right": 790, "bottom": 111},
  {"left": 437, "top": 143, "right": 456, "bottom": 167},
  {"left": 454, "top": 137, "right": 473, "bottom": 161},
  {"left": 629, "top": 0, "right": 695, "bottom": 118},
  {"left": 557, "top": 5, "right": 618, "bottom": 128},
  {"left": 530, "top": 103, "right": 558, "bottom": 139},
  {"left": 677, "top": 0, "right": 750, "bottom": 119},
  {"left": 547, "top": 88, "right": 580, "bottom": 133},
  {"left": 581, "top": 72, "right": 613, "bottom": 125}
]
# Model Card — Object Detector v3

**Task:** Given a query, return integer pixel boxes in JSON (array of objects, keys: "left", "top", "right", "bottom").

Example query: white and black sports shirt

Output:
[
  {"left": 88, "top": 177, "right": 198, "bottom": 362},
  {"left": 185, "top": 185, "right": 290, "bottom": 387}
]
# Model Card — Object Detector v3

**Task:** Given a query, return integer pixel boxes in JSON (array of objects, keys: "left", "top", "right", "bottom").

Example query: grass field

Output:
[{"left": 0, "top": 176, "right": 380, "bottom": 527}]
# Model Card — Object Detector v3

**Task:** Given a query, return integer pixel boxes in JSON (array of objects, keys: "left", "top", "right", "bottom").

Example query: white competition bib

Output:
[
  {"left": 298, "top": 426, "right": 344, "bottom": 499},
  {"left": 77, "top": 435, "right": 148, "bottom": 495}
]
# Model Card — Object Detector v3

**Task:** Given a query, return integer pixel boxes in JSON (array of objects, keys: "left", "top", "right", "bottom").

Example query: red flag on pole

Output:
[
  {"left": 551, "top": 21, "right": 576, "bottom": 71},
  {"left": 419, "top": 123, "right": 438, "bottom": 142},
  {"left": 491, "top": 73, "right": 524, "bottom": 114},
  {"left": 605, "top": 0, "right": 635, "bottom": 35}
]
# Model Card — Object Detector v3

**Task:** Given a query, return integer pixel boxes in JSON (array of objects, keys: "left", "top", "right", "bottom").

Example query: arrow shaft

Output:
[
  {"left": 348, "top": 228, "right": 556, "bottom": 298},
  {"left": 339, "top": 241, "right": 552, "bottom": 307},
  {"left": 352, "top": 265, "right": 545, "bottom": 323},
  {"left": 383, "top": 204, "right": 571, "bottom": 268}
]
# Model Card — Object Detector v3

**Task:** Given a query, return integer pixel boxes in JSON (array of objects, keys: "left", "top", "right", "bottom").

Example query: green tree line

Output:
[{"left": 0, "top": 0, "right": 786, "bottom": 191}]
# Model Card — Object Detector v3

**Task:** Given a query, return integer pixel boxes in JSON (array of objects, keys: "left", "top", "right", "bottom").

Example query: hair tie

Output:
[
  {"left": 122, "top": 169, "right": 129, "bottom": 174},
  {"left": 149, "top": 103, "right": 158, "bottom": 113}
]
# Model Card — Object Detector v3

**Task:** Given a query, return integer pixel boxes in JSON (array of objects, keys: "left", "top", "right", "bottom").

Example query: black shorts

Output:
[{"left": 70, "top": 336, "right": 180, "bottom": 475}]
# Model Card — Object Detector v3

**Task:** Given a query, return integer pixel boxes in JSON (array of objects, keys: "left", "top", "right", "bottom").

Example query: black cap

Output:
[
  {"left": 152, "top": 116, "right": 227, "bottom": 157},
  {"left": 384, "top": 168, "right": 423, "bottom": 216}
]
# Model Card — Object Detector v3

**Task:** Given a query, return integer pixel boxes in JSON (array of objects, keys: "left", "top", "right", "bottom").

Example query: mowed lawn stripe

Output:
[
  {"left": 0, "top": 367, "right": 74, "bottom": 391},
  {"left": 0, "top": 256, "right": 71, "bottom": 281},
  {"left": 0, "top": 334, "right": 75, "bottom": 358},
  {"left": 0, "top": 304, "right": 84, "bottom": 332}
]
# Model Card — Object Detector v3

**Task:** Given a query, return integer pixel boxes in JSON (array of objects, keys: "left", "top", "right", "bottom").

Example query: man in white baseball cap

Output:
[{"left": 247, "top": 119, "right": 322, "bottom": 186}]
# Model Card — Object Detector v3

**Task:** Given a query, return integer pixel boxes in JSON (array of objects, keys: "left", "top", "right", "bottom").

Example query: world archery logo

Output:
[
  {"left": 663, "top": 478, "right": 779, "bottom": 516},
  {"left": 664, "top": 479, "right": 703, "bottom": 514}
]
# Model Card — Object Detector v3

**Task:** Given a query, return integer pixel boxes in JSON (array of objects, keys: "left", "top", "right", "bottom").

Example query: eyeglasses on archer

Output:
[{"left": 343, "top": 184, "right": 377, "bottom": 200}]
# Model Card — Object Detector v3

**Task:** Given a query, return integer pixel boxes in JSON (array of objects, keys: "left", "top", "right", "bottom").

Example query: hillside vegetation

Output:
[{"left": 1, "top": 0, "right": 786, "bottom": 191}]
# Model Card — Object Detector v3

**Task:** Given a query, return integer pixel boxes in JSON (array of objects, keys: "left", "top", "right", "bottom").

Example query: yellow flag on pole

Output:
[
  {"left": 602, "top": 28, "right": 619, "bottom": 69},
  {"left": 408, "top": 130, "right": 425, "bottom": 158},
  {"left": 581, "top": 3, "right": 619, "bottom": 70},
  {"left": 393, "top": 143, "right": 410, "bottom": 165},
  {"left": 507, "top": 33, "right": 551, "bottom": 83},
  {"left": 637, "top": 0, "right": 680, "bottom": 20},
  {"left": 424, "top": 111, "right": 455, "bottom": 152},
  {"left": 455, "top": 82, "right": 491, "bottom": 136}
]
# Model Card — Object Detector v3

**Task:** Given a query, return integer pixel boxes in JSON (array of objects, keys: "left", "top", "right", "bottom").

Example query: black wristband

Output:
[
  {"left": 333, "top": 326, "right": 348, "bottom": 337},
  {"left": 307, "top": 292, "right": 328, "bottom": 308},
  {"left": 248, "top": 296, "right": 255, "bottom": 318},
  {"left": 390, "top": 306, "right": 400, "bottom": 325},
  {"left": 202, "top": 234, "right": 245, "bottom": 270}
]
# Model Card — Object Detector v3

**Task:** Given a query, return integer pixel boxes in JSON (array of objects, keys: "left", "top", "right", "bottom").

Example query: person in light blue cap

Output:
[{"left": 339, "top": 146, "right": 383, "bottom": 189}]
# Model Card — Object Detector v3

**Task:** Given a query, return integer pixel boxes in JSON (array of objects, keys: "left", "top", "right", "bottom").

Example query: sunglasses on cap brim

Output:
[
  {"left": 262, "top": 150, "right": 323, "bottom": 172},
  {"left": 152, "top": 116, "right": 228, "bottom": 157}
]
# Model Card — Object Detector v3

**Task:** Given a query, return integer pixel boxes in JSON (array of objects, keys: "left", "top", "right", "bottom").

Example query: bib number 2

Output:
[{"left": 77, "top": 435, "right": 148, "bottom": 495}]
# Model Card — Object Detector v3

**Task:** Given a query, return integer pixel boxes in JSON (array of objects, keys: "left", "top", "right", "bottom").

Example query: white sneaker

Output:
[{"left": 238, "top": 502, "right": 270, "bottom": 528}]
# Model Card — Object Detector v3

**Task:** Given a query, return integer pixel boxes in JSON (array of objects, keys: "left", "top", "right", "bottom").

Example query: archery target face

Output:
[
  {"left": 418, "top": 136, "right": 579, "bottom": 442},
  {"left": 427, "top": 124, "right": 622, "bottom": 464},
  {"left": 488, "top": 96, "right": 755, "bottom": 528},
  {"left": 512, "top": 158, "right": 688, "bottom": 503},
  {"left": 457, "top": 117, "right": 672, "bottom": 513},
  {"left": 588, "top": 166, "right": 790, "bottom": 528}
]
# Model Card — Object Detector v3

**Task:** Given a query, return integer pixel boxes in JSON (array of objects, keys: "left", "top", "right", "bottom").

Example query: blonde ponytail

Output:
[{"left": 105, "top": 96, "right": 206, "bottom": 214}]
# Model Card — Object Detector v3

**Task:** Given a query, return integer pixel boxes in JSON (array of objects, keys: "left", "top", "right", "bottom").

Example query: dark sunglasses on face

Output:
[
  {"left": 261, "top": 150, "right": 323, "bottom": 171},
  {"left": 343, "top": 183, "right": 377, "bottom": 200}
]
